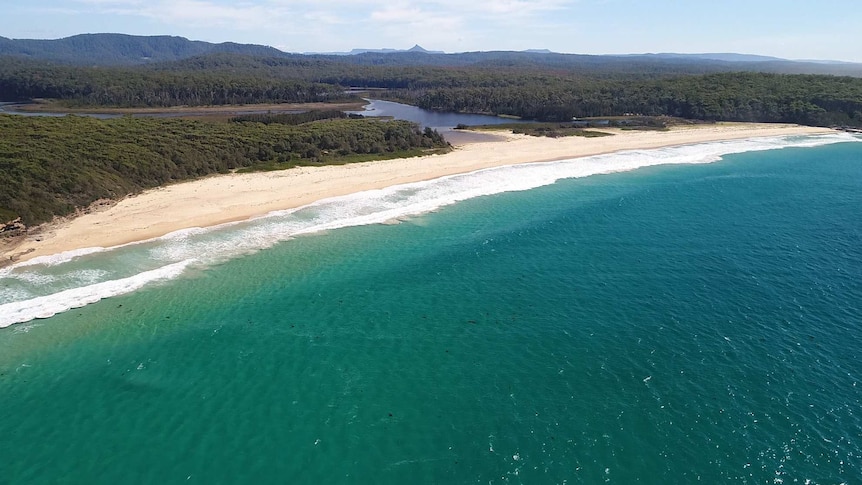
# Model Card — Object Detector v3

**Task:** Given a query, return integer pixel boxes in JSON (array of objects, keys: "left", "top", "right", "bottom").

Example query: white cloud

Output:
[
  {"left": 143, "top": 1, "right": 278, "bottom": 29},
  {"left": 69, "top": 0, "right": 276, "bottom": 28},
  {"left": 55, "top": 0, "right": 577, "bottom": 51},
  {"left": 71, "top": 0, "right": 569, "bottom": 30},
  {"left": 73, "top": 0, "right": 145, "bottom": 5},
  {"left": 453, "top": 0, "right": 569, "bottom": 15}
]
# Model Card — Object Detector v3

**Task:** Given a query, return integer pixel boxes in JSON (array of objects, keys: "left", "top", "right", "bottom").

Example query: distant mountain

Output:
[
  {"left": 0, "top": 33, "right": 285, "bottom": 65},
  {"left": 406, "top": 44, "right": 442, "bottom": 54},
  {"left": 1, "top": 34, "right": 861, "bottom": 77},
  {"left": 314, "top": 44, "right": 445, "bottom": 56},
  {"left": 794, "top": 58, "right": 859, "bottom": 65},
  {"left": 632, "top": 53, "right": 786, "bottom": 63},
  {"left": 346, "top": 48, "right": 402, "bottom": 55},
  {"left": 335, "top": 50, "right": 862, "bottom": 77}
]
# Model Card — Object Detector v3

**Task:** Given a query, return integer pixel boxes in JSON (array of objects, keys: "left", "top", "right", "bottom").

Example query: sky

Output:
[{"left": 4, "top": 0, "right": 861, "bottom": 62}]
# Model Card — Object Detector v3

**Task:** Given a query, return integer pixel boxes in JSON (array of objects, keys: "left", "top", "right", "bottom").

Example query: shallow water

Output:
[{"left": 350, "top": 99, "right": 533, "bottom": 129}]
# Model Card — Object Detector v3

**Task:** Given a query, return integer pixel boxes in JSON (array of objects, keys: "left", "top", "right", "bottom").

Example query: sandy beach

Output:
[{"left": 3, "top": 123, "right": 834, "bottom": 263}]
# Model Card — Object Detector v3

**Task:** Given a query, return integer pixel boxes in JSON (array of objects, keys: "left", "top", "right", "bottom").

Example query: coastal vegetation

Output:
[
  {"left": 462, "top": 123, "right": 614, "bottom": 138},
  {"left": 464, "top": 116, "right": 693, "bottom": 137},
  {"left": 228, "top": 110, "right": 359, "bottom": 125},
  {"left": 0, "top": 115, "right": 448, "bottom": 226}
]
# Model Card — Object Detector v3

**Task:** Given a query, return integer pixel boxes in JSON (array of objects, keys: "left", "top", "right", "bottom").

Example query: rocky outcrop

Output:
[{"left": 1, "top": 218, "right": 27, "bottom": 238}]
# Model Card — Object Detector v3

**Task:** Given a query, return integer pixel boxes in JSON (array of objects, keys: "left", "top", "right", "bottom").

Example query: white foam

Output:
[
  {"left": 0, "top": 260, "right": 194, "bottom": 328},
  {"left": 69, "top": 269, "right": 111, "bottom": 285},
  {"left": 12, "top": 271, "right": 59, "bottom": 286},
  {"left": 4, "top": 246, "right": 108, "bottom": 271},
  {"left": 0, "top": 133, "right": 857, "bottom": 328}
]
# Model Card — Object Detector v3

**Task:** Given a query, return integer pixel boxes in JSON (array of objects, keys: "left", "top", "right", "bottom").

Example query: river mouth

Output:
[
  {"left": 0, "top": 99, "right": 524, "bottom": 143},
  {"left": 348, "top": 99, "right": 532, "bottom": 129}
]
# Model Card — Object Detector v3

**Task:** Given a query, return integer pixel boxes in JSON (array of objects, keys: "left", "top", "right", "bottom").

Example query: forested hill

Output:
[
  {"left": 2, "top": 33, "right": 862, "bottom": 77},
  {"left": 0, "top": 33, "right": 285, "bottom": 65}
]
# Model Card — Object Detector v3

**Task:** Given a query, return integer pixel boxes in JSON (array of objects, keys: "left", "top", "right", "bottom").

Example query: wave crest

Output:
[{"left": 0, "top": 133, "right": 857, "bottom": 328}]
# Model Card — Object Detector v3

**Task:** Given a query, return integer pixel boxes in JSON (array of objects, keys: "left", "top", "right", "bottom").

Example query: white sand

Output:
[{"left": 3, "top": 123, "right": 834, "bottom": 263}]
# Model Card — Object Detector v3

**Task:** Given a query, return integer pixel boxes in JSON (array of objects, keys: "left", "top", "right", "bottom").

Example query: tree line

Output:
[
  {"left": 386, "top": 72, "right": 862, "bottom": 126},
  {"left": 3, "top": 54, "right": 861, "bottom": 127},
  {"left": 0, "top": 56, "right": 351, "bottom": 107}
]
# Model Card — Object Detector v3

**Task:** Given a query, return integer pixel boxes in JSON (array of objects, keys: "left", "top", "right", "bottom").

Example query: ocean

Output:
[{"left": 1, "top": 134, "right": 860, "bottom": 483}]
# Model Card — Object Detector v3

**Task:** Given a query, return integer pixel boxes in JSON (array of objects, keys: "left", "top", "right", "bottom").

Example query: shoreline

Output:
[{"left": 2, "top": 123, "right": 835, "bottom": 264}]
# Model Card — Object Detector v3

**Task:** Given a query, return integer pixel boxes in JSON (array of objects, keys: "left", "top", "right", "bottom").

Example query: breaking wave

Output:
[{"left": 1, "top": 133, "right": 857, "bottom": 327}]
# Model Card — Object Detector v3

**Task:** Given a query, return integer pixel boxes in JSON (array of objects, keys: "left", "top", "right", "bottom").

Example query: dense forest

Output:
[
  {"left": 387, "top": 72, "right": 862, "bottom": 126},
  {"left": 3, "top": 53, "right": 862, "bottom": 127},
  {"left": 0, "top": 57, "right": 350, "bottom": 107},
  {"left": 0, "top": 115, "right": 448, "bottom": 226}
]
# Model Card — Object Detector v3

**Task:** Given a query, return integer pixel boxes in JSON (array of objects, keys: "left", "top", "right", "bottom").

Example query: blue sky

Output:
[{"left": 5, "top": 0, "right": 861, "bottom": 61}]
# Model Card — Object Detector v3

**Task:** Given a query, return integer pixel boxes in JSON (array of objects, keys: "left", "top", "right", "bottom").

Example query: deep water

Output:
[{"left": 1, "top": 139, "right": 860, "bottom": 484}]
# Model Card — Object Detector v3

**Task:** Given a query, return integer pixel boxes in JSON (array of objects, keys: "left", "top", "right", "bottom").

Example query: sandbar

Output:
[{"left": 3, "top": 123, "right": 834, "bottom": 263}]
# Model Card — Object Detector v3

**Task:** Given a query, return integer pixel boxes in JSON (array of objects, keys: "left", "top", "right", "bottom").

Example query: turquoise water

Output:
[{"left": 1, "top": 136, "right": 861, "bottom": 483}]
